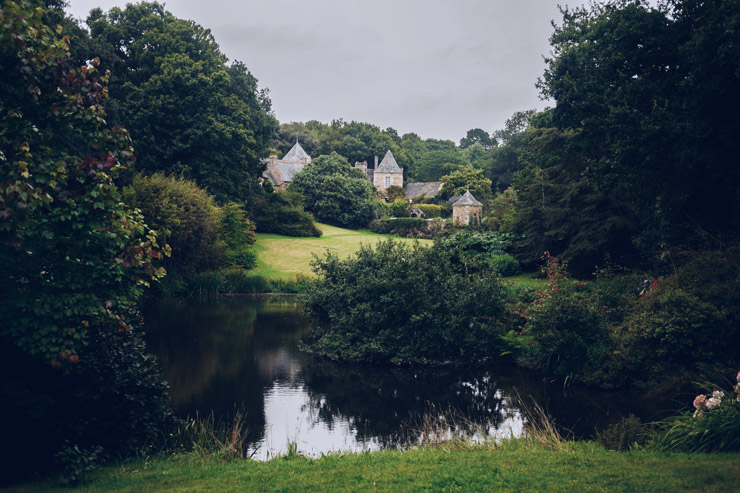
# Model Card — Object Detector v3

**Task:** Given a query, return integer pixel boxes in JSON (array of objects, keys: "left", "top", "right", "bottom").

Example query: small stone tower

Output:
[
  {"left": 373, "top": 150, "right": 403, "bottom": 195},
  {"left": 452, "top": 190, "right": 483, "bottom": 226}
]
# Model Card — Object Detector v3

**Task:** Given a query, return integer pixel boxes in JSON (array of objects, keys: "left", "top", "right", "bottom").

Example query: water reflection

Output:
[{"left": 143, "top": 295, "right": 665, "bottom": 459}]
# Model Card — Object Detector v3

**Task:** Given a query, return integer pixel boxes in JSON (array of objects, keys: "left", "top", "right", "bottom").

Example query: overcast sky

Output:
[{"left": 65, "top": 0, "right": 568, "bottom": 142}]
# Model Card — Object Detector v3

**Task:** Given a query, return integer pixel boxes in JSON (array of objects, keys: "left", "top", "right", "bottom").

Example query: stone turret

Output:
[
  {"left": 373, "top": 150, "right": 403, "bottom": 195},
  {"left": 452, "top": 190, "right": 483, "bottom": 226}
]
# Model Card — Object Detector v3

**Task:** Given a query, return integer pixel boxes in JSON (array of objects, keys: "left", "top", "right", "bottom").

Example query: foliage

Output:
[
  {"left": 459, "top": 128, "right": 495, "bottom": 150},
  {"left": 86, "top": 2, "right": 277, "bottom": 206},
  {"left": 484, "top": 187, "right": 518, "bottom": 232},
  {"left": 539, "top": 0, "right": 740, "bottom": 258},
  {"left": 368, "top": 218, "right": 445, "bottom": 239},
  {"left": 620, "top": 285, "right": 730, "bottom": 383},
  {"left": 289, "top": 152, "right": 377, "bottom": 228},
  {"left": 595, "top": 415, "right": 653, "bottom": 451},
  {"left": 513, "top": 253, "right": 610, "bottom": 381},
  {"left": 509, "top": 127, "right": 639, "bottom": 277},
  {"left": 489, "top": 254, "right": 521, "bottom": 277},
  {"left": 219, "top": 202, "right": 257, "bottom": 269},
  {"left": 303, "top": 239, "right": 513, "bottom": 365},
  {"left": 414, "top": 204, "right": 444, "bottom": 218},
  {"left": 130, "top": 174, "right": 226, "bottom": 274},
  {"left": 440, "top": 165, "right": 493, "bottom": 205},
  {"left": 654, "top": 372, "right": 740, "bottom": 453},
  {"left": 157, "top": 268, "right": 308, "bottom": 296},
  {"left": 388, "top": 199, "right": 411, "bottom": 218},
  {"left": 54, "top": 441, "right": 103, "bottom": 486},
  {"left": 0, "top": 0, "right": 166, "bottom": 366},
  {"left": 384, "top": 185, "right": 405, "bottom": 202},
  {"left": 253, "top": 191, "right": 322, "bottom": 237}
]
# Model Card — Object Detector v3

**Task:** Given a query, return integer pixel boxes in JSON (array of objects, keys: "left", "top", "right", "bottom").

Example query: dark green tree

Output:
[
  {"left": 539, "top": 0, "right": 740, "bottom": 254},
  {"left": 459, "top": 128, "right": 494, "bottom": 149},
  {"left": 0, "top": 0, "right": 171, "bottom": 478},
  {"left": 289, "top": 153, "right": 378, "bottom": 228},
  {"left": 87, "top": 2, "right": 277, "bottom": 206},
  {"left": 439, "top": 165, "right": 494, "bottom": 205}
]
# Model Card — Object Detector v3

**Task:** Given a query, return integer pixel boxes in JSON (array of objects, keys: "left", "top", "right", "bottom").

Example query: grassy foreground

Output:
[
  {"left": 252, "top": 223, "right": 430, "bottom": 279},
  {"left": 10, "top": 442, "right": 740, "bottom": 492}
]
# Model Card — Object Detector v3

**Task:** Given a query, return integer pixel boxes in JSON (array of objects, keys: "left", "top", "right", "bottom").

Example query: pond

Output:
[{"left": 143, "top": 295, "right": 669, "bottom": 459}]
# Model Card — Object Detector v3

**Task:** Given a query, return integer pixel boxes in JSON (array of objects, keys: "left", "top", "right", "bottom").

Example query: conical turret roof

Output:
[
  {"left": 281, "top": 141, "right": 312, "bottom": 164},
  {"left": 375, "top": 150, "right": 402, "bottom": 173},
  {"left": 452, "top": 189, "right": 483, "bottom": 207}
]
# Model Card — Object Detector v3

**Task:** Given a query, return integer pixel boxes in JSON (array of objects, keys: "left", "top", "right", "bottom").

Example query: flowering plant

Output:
[
  {"left": 692, "top": 372, "right": 740, "bottom": 417},
  {"left": 655, "top": 370, "right": 740, "bottom": 452}
]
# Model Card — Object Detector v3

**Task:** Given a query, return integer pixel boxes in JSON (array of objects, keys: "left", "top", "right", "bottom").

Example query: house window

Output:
[{"left": 385, "top": 176, "right": 390, "bottom": 187}]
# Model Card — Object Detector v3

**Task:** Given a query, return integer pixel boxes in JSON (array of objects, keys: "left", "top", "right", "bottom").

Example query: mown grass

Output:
[
  {"left": 10, "top": 441, "right": 740, "bottom": 492},
  {"left": 251, "top": 222, "right": 431, "bottom": 279}
]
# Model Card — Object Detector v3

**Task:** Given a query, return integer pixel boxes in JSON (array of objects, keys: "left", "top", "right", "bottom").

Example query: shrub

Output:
[
  {"left": 131, "top": 173, "right": 226, "bottom": 273},
  {"left": 253, "top": 192, "right": 322, "bottom": 237},
  {"left": 488, "top": 253, "right": 521, "bottom": 276},
  {"left": 219, "top": 202, "right": 257, "bottom": 269},
  {"left": 303, "top": 239, "right": 514, "bottom": 365},
  {"left": 368, "top": 218, "right": 446, "bottom": 238},
  {"left": 513, "top": 253, "right": 610, "bottom": 381},
  {"left": 389, "top": 199, "right": 411, "bottom": 218},
  {"left": 595, "top": 415, "right": 653, "bottom": 451},
  {"left": 415, "top": 204, "right": 444, "bottom": 218},
  {"left": 620, "top": 285, "right": 730, "bottom": 382}
]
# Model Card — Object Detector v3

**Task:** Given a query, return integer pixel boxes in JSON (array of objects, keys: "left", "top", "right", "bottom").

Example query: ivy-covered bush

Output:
[{"left": 303, "top": 239, "right": 513, "bottom": 365}]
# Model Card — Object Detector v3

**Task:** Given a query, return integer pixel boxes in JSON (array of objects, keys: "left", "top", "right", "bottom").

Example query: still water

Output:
[{"left": 143, "top": 295, "right": 665, "bottom": 459}]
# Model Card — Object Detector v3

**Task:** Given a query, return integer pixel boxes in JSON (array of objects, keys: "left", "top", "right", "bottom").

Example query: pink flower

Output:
[
  {"left": 736, "top": 372, "right": 740, "bottom": 384},
  {"left": 706, "top": 397, "right": 720, "bottom": 409},
  {"left": 693, "top": 394, "right": 707, "bottom": 410}
]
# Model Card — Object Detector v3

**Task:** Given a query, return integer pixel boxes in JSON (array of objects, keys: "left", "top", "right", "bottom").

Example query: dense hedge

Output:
[
  {"left": 368, "top": 218, "right": 446, "bottom": 238},
  {"left": 302, "top": 239, "right": 513, "bottom": 365}
]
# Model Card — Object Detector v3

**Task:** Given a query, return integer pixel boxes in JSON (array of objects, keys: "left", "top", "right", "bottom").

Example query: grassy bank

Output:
[
  {"left": 252, "top": 223, "right": 431, "bottom": 279},
  {"left": 10, "top": 441, "right": 740, "bottom": 492}
]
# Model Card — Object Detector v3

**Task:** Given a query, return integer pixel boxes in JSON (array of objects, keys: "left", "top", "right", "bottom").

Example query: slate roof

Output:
[
  {"left": 404, "top": 182, "right": 443, "bottom": 199},
  {"left": 281, "top": 141, "right": 312, "bottom": 164},
  {"left": 275, "top": 162, "right": 305, "bottom": 182},
  {"left": 375, "top": 150, "right": 403, "bottom": 174},
  {"left": 452, "top": 190, "right": 483, "bottom": 207}
]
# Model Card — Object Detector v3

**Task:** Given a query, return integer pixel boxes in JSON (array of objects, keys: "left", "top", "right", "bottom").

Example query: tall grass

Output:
[{"left": 169, "top": 410, "right": 251, "bottom": 460}]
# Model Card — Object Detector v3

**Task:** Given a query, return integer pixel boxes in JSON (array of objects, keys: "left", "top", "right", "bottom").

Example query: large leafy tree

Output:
[
  {"left": 0, "top": 0, "right": 166, "bottom": 364},
  {"left": 539, "top": 0, "right": 740, "bottom": 253},
  {"left": 289, "top": 152, "right": 377, "bottom": 228},
  {"left": 0, "top": 0, "right": 171, "bottom": 475},
  {"left": 86, "top": 2, "right": 277, "bottom": 206}
]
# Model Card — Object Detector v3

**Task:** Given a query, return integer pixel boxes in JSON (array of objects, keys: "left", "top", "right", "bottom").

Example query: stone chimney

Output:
[
  {"left": 354, "top": 160, "right": 367, "bottom": 171},
  {"left": 374, "top": 155, "right": 378, "bottom": 168}
]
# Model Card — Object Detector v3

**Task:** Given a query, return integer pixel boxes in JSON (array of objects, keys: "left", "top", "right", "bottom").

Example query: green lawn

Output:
[
  {"left": 251, "top": 223, "right": 430, "bottom": 279},
  {"left": 10, "top": 442, "right": 740, "bottom": 492}
]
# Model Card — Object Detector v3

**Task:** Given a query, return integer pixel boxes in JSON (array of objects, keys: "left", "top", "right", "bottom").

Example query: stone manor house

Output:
[{"left": 262, "top": 141, "right": 482, "bottom": 225}]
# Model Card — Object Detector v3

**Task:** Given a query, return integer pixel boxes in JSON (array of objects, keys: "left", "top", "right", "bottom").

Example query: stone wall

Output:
[{"left": 374, "top": 172, "right": 403, "bottom": 194}]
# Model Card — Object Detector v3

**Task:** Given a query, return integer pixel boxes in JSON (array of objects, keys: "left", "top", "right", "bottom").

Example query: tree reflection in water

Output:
[{"left": 143, "top": 296, "right": 670, "bottom": 458}]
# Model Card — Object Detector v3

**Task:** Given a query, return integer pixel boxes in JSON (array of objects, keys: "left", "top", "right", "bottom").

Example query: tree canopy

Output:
[
  {"left": 289, "top": 152, "right": 377, "bottom": 228},
  {"left": 85, "top": 2, "right": 277, "bottom": 206}
]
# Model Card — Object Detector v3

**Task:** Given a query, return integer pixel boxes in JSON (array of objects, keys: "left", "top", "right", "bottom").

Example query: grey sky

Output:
[{"left": 65, "top": 0, "right": 567, "bottom": 142}]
